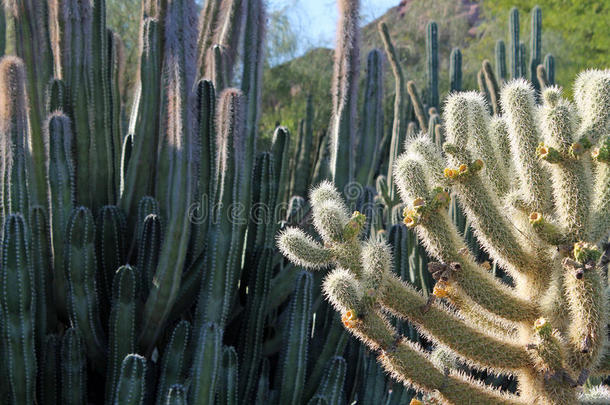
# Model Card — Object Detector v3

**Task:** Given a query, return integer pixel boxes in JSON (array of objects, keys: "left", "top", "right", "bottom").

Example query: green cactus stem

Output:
[
  {"left": 449, "top": 47, "right": 462, "bottom": 92},
  {"left": 495, "top": 40, "right": 507, "bottom": 83},
  {"left": 1, "top": 213, "right": 36, "bottom": 405},
  {"left": 426, "top": 21, "right": 439, "bottom": 110},
  {"left": 114, "top": 354, "right": 148, "bottom": 405},
  {"left": 509, "top": 7, "right": 520, "bottom": 79},
  {"left": 61, "top": 327, "right": 87, "bottom": 405}
]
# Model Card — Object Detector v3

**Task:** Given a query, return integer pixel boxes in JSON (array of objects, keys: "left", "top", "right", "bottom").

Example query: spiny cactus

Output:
[
  {"left": 426, "top": 21, "right": 439, "bottom": 111},
  {"left": 449, "top": 47, "right": 462, "bottom": 92},
  {"left": 279, "top": 71, "right": 610, "bottom": 404},
  {"left": 509, "top": 7, "right": 520, "bottom": 79},
  {"left": 496, "top": 39, "right": 508, "bottom": 83},
  {"left": 329, "top": 0, "right": 360, "bottom": 193},
  {"left": 529, "top": 6, "right": 542, "bottom": 91}
]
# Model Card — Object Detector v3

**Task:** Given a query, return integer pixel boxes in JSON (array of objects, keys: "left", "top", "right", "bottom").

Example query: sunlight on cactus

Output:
[{"left": 279, "top": 71, "right": 610, "bottom": 404}]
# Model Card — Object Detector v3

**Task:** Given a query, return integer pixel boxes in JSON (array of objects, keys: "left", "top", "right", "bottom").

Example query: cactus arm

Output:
[
  {"left": 271, "top": 126, "right": 291, "bottom": 205},
  {"left": 378, "top": 22, "right": 406, "bottom": 200},
  {"left": 519, "top": 42, "right": 527, "bottom": 82},
  {"left": 537, "top": 65, "right": 549, "bottom": 90},
  {"left": 563, "top": 258, "right": 607, "bottom": 372},
  {"left": 39, "top": 334, "right": 60, "bottom": 404},
  {"left": 482, "top": 60, "right": 502, "bottom": 116},
  {"left": 29, "top": 206, "right": 55, "bottom": 339},
  {"left": 314, "top": 356, "right": 347, "bottom": 405},
  {"left": 278, "top": 271, "right": 313, "bottom": 405},
  {"left": 538, "top": 88, "right": 591, "bottom": 241},
  {"left": 294, "top": 96, "right": 315, "bottom": 195},
  {"left": 155, "top": 320, "right": 190, "bottom": 405},
  {"left": 407, "top": 81, "right": 428, "bottom": 132},
  {"left": 495, "top": 40, "right": 507, "bottom": 83},
  {"left": 509, "top": 7, "right": 520, "bottom": 79},
  {"left": 106, "top": 265, "right": 139, "bottom": 405},
  {"left": 500, "top": 79, "right": 553, "bottom": 212},
  {"left": 195, "top": 89, "right": 247, "bottom": 329},
  {"left": 238, "top": 248, "right": 273, "bottom": 401},
  {"left": 324, "top": 271, "right": 522, "bottom": 405},
  {"left": 96, "top": 205, "right": 126, "bottom": 317},
  {"left": 217, "top": 0, "right": 246, "bottom": 85},
  {"left": 0, "top": 56, "right": 30, "bottom": 221},
  {"left": 137, "top": 213, "right": 162, "bottom": 298},
  {"left": 464, "top": 92, "right": 510, "bottom": 196},
  {"left": 240, "top": 0, "right": 264, "bottom": 206},
  {"left": 188, "top": 322, "right": 222, "bottom": 405},
  {"left": 64, "top": 206, "right": 106, "bottom": 368},
  {"left": 165, "top": 384, "right": 187, "bottom": 405},
  {"left": 426, "top": 21, "right": 439, "bottom": 110},
  {"left": 188, "top": 79, "right": 216, "bottom": 265},
  {"left": 4, "top": 2, "right": 52, "bottom": 206},
  {"left": 218, "top": 346, "right": 239, "bottom": 405},
  {"left": 44, "top": 112, "right": 75, "bottom": 319},
  {"left": 544, "top": 54, "right": 555, "bottom": 85},
  {"left": 114, "top": 354, "right": 147, "bottom": 405},
  {"left": 329, "top": 0, "right": 359, "bottom": 192},
  {"left": 1, "top": 214, "right": 36, "bottom": 405},
  {"left": 119, "top": 18, "right": 161, "bottom": 224},
  {"left": 529, "top": 6, "right": 542, "bottom": 90},
  {"left": 60, "top": 328, "right": 87, "bottom": 404},
  {"left": 139, "top": 0, "right": 197, "bottom": 351},
  {"left": 449, "top": 47, "right": 462, "bottom": 92},
  {"left": 379, "top": 274, "right": 530, "bottom": 371}
]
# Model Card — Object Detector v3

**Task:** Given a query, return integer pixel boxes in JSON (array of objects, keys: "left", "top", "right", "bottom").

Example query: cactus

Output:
[
  {"left": 426, "top": 21, "right": 439, "bottom": 110},
  {"left": 545, "top": 53, "right": 556, "bottom": 85},
  {"left": 482, "top": 59, "right": 502, "bottom": 116},
  {"left": 495, "top": 40, "right": 507, "bottom": 83},
  {"left": 278, "top": 271, "right": 313, "bottom": 404},
  {"left": 449, "top": 47, "right": 462, "bottom": 92},
  {"left": 292, "top": 96, "right": 315, "bottom": 196},
  {"left": 115, "top": 354, "right": 148, "bottom": 405},
  {"left": 529, "top": 6, "right": 542, "bottom": 90},
  {"left": 509, "top": 7, "right": 520, "bottom": 79},
  {"left": 378, "top": 22, "right": 406, "bottom": 206},
  {"left": 329, "top": 0, "right": 360, "bottom": 193},
  {"left": 189, "top": 322, "right": 222, "bottom": 405},
  {"left": 279, "top": 72, "right": 610, "bottom": 404},
  {"left": 155, "top": 320, "right": 190, "bottom": 405},
  {"left": 218, "top": 346, "right": 239, "bottom": 405},
  {"left": 106, "top": 265, "right": 139, "bottom": 404},
  {"left": 1, "top": 214, "right": 36, "bottom": 404},
  {"left": 61, "top": 328, "right": 87, "bottom": 405}
]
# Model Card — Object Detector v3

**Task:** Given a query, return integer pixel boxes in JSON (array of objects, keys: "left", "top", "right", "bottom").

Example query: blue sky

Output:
[{"left": 267, "top": 0, "right": 398, "bottom": 51}]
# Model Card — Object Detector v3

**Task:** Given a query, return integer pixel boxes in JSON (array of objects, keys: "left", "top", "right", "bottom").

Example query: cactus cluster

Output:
[
  {"left": 1, "top": 0, "right": 609, "bottom": 404},
  {"left": 280, "top": 69, "right": 610, "bottom": 403}
]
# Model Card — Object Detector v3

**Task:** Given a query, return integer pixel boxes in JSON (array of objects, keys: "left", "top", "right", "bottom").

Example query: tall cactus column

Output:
[
  {"left": 139, "top": 0, "right": 197, "bottom": 352},
  {"left": 509, "top": 7, "right": 520, "bottom": 79},
  {"left": 529, "top": 6, "right": 542, "bottom": 90},
  {"left": 329, "top": 0, "right": 360, "bottom": 193},
  {"left": 426, "top": 21, "right": 439, "bottom": 111}
]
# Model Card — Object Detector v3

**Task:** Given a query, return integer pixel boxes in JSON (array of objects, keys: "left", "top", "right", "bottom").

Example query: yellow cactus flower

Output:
[
  {"left": 458, "top": 164, "right": 468, "bottom": 174},
  {"left": 443, "top": 167, "right": 457, "bottom": 178},
  {"left": 342, "top": 310, "right": 358, "bottom": 328},
  {"left": 409, "top": 400, "right": 423, "bottom": 405},
  {"left": 433, "top": 282, "right": 450, "bottom": 299}
]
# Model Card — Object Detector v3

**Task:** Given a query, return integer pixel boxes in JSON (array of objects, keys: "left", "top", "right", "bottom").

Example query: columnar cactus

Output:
[
  {"left": 449, "top": 47, "right": 462, "bottom": 92},
  {"left": 279, "top": 71, "right": 610, "bottom": 404},
  {"left": 529, "top": 6, "right": 542, "bottom": 90},
  {"left": 509, "top": 7, "right": 520, "bottom": 79},
  {"left": 426, "top": 21, "right": 439, "bottom": 110},
  {"left": 496, "top": 39, "right": 508, "bottom": 83},
  {"left": 329, "top": 0, "right": 360, "bottom": 193}
]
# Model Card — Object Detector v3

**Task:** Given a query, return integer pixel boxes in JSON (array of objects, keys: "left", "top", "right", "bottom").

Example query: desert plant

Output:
[{"left": 279, "top": 71, "right": 610, "bottom": 404}]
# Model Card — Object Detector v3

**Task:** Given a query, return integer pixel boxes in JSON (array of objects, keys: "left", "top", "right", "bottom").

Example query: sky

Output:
[{"left": 267, "top": 0, "right": 398, "bottom": 52}]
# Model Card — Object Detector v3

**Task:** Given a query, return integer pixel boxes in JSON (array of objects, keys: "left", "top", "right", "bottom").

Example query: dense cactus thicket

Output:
[{"left": 0, "top": 0, "right": 608, "bottom": 404}]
